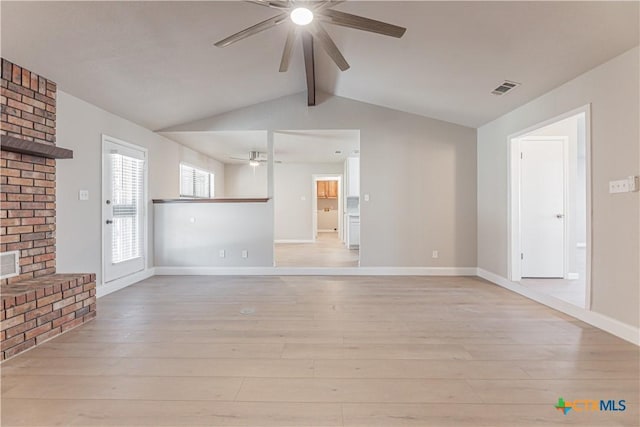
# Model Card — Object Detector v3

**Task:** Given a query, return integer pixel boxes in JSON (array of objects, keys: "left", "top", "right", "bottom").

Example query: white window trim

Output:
[{"left": 179, "top": 162, "right": 215, "bottom": 199}]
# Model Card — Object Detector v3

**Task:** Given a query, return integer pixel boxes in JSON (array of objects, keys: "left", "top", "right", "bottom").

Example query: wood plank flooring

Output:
[
  {"left": 275, "top": 232, "right": 359, "bottom": 267},
  {"left": 1, "top": 275, "right": 638, "bottom": 426}
]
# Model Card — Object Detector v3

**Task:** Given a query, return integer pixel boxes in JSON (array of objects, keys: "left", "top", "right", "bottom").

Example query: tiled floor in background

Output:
[{"left": 1, "top": 275, "right": 638, "bottom": 426}]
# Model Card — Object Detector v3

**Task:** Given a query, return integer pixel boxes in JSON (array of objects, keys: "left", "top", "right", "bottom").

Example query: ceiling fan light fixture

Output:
[{"left": 290, "top": 7, "right": 313, "bottom": 26}]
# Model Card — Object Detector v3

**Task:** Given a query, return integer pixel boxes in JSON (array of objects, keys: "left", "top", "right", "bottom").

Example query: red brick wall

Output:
[
  {"left": 1, "top": 59, "right": 56, "bottom": 144},
  {"left": 1, "top": 59, "right": 57, "bottom": 285}
]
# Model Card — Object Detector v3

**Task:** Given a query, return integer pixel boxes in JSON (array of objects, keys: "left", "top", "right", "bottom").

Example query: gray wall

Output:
[
  {"left": 224, "top": 163, "right": 268, "bottom": 198},
  {"left": 154, "top": 201, "right": 274, "bottom": 267},
  {"left": 163, "top": 93, "right": 478, "bottom": 268},
  {"left": 477, "top": 46, "right": 639, "bottom": 327},
  {"left": 56, "top": 91, "right": 221, "bottom": 286},
  {"left": 274, "top": 163, "right": 343, "bottom": 240}
]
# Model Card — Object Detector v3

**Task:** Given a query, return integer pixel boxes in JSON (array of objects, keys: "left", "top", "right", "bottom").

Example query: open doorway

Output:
[
  {"left": 273, "top": 130, "right": 360, "bottom": 267},
  {"left": 509, "top": 106, "right": 590, "bottom": 308}
]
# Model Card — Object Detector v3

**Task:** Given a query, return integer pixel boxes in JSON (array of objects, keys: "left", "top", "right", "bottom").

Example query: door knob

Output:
[
  {"left": 106, "top": 219, "right": 113, "bottom": 225},
  {"left": 556, "top": 214, "right": 564, "bottom": 219}
]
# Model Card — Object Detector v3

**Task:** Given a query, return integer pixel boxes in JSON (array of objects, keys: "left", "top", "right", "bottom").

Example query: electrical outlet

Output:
[
  {"left": 219, "top": 250, "right": 225, "bottom": 258},
  {"left": 189, "top": 217, "right": 196, "bottom": 223},
  {"left": 364, "top": 194, "right": 370, "bottom": 202},
  {"left": 241, "top": 250, "right": 248, "bottom": 259},
  {"left": 78, "top": 190, "right": 89, "bottom": 201},
  {"left": 432, "top": 250, "right": 439, "bottom": 259}
]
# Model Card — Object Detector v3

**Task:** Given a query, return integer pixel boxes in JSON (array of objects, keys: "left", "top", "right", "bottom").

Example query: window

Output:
[
  {"left": 111, "top": 153, "right": 144, "bottom": 264},
  {"left": 180, "top": 163, "right": 214, "bottom": 198}
]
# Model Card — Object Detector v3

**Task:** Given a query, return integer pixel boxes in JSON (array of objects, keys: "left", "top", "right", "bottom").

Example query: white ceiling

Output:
[
  {"left": 1, "top": 1, "right": 638, "bottom": 130},
  {"left": 165, "top": 129, "right": 360, "bottom": 164}
]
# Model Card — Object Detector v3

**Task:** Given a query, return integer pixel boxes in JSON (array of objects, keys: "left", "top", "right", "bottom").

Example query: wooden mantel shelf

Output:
[
  {"left": 0, "top": 135, "right": 73, "bottom": 159},
  {"left": 153, "top": 198, "right": 269, "bottom": 204}
]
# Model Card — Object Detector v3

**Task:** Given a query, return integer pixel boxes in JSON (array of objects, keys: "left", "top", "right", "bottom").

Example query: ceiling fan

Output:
[
  {"left": 214, "top": 1, "right": 407, "bottom": 73},
  {"left": 229, "top": 151, "right": 281, "bottom": 166}
]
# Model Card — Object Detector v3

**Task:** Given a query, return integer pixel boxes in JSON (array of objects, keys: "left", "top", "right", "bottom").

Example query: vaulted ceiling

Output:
[{"left": 1, "top": 1, "right": 638, "bottom": 130}]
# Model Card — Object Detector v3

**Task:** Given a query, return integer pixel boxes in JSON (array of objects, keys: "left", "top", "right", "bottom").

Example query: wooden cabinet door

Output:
[
  {"left": 327, "top": 181, "right": 338, "bottom": 198},
  {"left": 317, "top": 181, "right": 327, "bottom": 198}
]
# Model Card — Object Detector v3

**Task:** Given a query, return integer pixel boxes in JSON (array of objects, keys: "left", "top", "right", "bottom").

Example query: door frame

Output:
[
  {"left": 507, "top": 104, "right": 592, "bottom": 308},
  {"left": 101, "top": 134, "right": 149, "bottom": 285},
  {"left": 516, "top": 136, "right": 569, "bottom": 278},
  {"left": 311, "top": 175, "right": 342, "bottom": 240}
]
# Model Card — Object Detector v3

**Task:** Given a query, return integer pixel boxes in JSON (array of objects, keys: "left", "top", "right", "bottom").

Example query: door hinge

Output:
[
  {"left": 520, "top": 253, "right": 524, "bottom": 260},
  {"left": 520, "top": 152, "right": 523, "bottom": 159}
]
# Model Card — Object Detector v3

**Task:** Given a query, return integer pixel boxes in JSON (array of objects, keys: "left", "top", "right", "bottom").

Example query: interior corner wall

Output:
[
  {"left": 477, "top": 46, "right": 640, "bottom": 328},
  {"left": 55, "top": 91, "right": 217, "bottom": 287},
  {"left": 274, "top": 162, "right": 343, "bottom": 241},
  {"left": 163, "top": 93, "right": 478, "bottom": 269}
]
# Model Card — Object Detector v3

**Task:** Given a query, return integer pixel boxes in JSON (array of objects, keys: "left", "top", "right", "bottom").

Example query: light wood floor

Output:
[
  {"left": 275, "top": 232, "right": 359, "bottom": 267},
  {"left": 2, "top": 275, "right": 638, "bottom": 426},
  {"left": 521, "top": 248, "right": 587, "bottom": 307}
]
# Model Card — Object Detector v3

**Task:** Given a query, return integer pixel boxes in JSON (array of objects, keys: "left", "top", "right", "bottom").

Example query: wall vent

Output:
[
  {"left": 492, "top": 80, "right": 520, "bottom": 96},
  {"left": 0, "top": 250, "right": 20, "bottom": 279}
]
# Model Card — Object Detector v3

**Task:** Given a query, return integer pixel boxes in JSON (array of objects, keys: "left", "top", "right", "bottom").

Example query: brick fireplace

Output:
[{"left": 1, "top": 59, "right": 96, "bottom": 360}]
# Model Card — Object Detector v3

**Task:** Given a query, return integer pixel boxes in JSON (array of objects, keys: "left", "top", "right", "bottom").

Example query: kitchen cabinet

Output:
[
  {"left": 317, "top": 180, "right": 338, "bottom": 199},
  {"left": 347, "top": 214, "right": 360, "bottom": 249}
]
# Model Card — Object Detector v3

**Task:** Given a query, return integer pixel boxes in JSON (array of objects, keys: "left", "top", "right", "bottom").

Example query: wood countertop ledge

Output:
[{"left": 152, "top": 198, "right": 270, "bottom": 203}]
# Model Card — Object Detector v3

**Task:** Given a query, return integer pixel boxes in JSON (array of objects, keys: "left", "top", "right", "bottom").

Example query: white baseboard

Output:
[
  {"left": 477, "top": 268, "right": 639, "bottom": 346},
  {"left": 154, "top": 266, "right": 477, "bottom": 276},
  {"left": 567, "top": 272, "right": 580, "bottom": 280},
  {"left": 97, "top": 268, "right": 155, "bottom": 298},
  {"left": 274, "top": 239, "right": 315, "bottom": 244}
]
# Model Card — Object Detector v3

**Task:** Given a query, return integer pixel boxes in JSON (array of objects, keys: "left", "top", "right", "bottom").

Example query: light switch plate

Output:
[
  {"left": 609, "top": 176, "right": 639, "bottom": 194},
  {"left": 78, "top": 190, "right": 89, "bottom": 201},
  {"left": 219, "top": 250, "right": 225, "bottom": 258},
  {"left": 364, "top": 194, "right": 370, "bottom": 202},
  {"left": 241, "top": 250, "right": 248, "bottom": 258}
]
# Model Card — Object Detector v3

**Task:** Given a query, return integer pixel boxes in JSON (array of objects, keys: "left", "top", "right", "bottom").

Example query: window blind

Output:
[
  {"left": 180, "top": 164, "right": 214, "bottom": 198},
  {"left": 111, "top": 154, "right": 144, "bottom": 264}
]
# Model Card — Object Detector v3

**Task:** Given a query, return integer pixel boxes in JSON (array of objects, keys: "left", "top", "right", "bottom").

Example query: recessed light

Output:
[{"left": 335, "top": 150, "right": 342, "bottom": 154}]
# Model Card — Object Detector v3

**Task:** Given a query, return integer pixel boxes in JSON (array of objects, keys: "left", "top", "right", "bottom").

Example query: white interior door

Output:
[
  {"left": 520, "top": 138, "right": 565, "bottom": 278},
  {"left": 103, "top": 137, "right": 146, "bottom": 283}
]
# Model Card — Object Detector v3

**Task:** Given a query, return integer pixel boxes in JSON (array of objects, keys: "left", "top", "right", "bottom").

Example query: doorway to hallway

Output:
[{"left": 509, "top": 107, "right": 590, "bottom": 308}]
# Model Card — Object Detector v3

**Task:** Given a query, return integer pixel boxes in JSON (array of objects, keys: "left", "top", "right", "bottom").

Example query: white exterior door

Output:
[
  {"left": 103, "top": 137, "right": 146, "bottom": 283},
  {"left": 520, "top": 138, "right": 565, "bottom": 278}
]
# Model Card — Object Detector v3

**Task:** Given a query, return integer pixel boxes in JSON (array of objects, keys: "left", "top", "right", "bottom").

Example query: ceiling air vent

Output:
[
  {"left": 0, "top": 250, "right": 20, "bottom": 280},
  {"left": 492, "top": 80, "right": 520, "bottom": 96}
]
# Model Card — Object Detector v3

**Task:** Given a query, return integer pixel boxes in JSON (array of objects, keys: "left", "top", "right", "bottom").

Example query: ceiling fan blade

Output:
[
  {"left": 318, "top": 9, "right": 407, "bottom": 38},
  {"left": 306, "top": 24, "right": 350, "bottom": 71},
  {"left": 313, "top": 0, "right": 345, "bottom": 12},
  {"left": 215, "top": 12, "right": 288, "bottom": 48},
  {"left": 279, "top": 27, "right": 297, "bottom": 72},
  {"left": 245, "top": 0, "right": 290, "bottom": 9},
  {"left": 229, "top": 156, "right": 249, "bottom": 161}
]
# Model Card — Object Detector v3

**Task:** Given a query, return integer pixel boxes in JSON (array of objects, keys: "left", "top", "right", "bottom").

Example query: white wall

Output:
[
  {"left": 154, "top": 201, "right": 274, "bottom": 267},
  {"left": 274, "top": 163, "right": 343, "bottom": 240},
  {"left": 224, "top": 163, "right": 268, "bottom": 198},
  {"left": 478, "top": 46, "right": 639, "bottom": 327},
  {"left": 164, "top": 93, "right": 478, "bottom": 268},
  {"left": 56, "top": 91, "right": 222, "bottom": 286}
]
